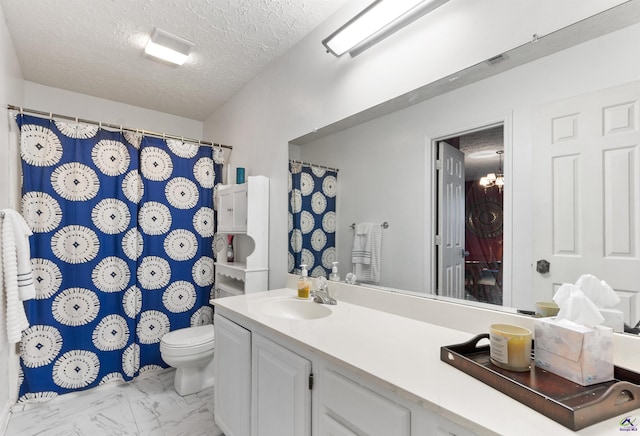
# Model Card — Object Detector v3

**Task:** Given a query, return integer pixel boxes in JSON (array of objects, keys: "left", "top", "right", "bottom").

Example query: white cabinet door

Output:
[
  {"left": 217, "top": 186, "right": 235, "bottom": 233},
  {"left": 231, "top": 186, "right": 248, "bottom": 231},
  {"left": 252, "top": 333, "right": 311, "bottom": 436},
  {"left": 320, "top": 414, "right": 359, "bottom": 436},
  {"left": 217, "top": 184, "right": 248, "bottom": 233},
  {"left": 214, "top": 314, "right": 251, "bottom": 436},
  {"left": 319, "top": 368, "right": 410, "bottom": 436}
]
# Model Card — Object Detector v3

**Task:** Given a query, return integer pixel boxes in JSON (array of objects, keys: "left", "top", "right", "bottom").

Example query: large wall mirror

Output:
[{"left": 288, "top": 2, "right": 640, "bottom": 335}]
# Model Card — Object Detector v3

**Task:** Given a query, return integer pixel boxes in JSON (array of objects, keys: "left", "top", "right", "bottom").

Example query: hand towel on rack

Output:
[
  {"left": 351, "top": 223, "right": 374, "bottom": 265},
  {"left": 353, "top": 224, "right": 382, "bottom": 284},
  {"left": 3, "top": 210, "right": 35, "bottom": 300},
  {"left": 0, "top": 229, "right": 5, "bottom": 351},
  {"left": 0, "top": 209, "right": 33, "bottom": 350}
]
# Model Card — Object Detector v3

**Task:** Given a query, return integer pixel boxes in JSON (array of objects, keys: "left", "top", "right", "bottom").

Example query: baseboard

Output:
[{"left": 0, "top": 401, "right": 11, "bottom": 434}]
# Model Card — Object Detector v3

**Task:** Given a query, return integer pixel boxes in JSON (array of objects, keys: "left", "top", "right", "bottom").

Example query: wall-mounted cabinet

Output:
[
  {"left": 217, "top": 183, "right": 249, "bottom": 233},
  {"left": 215, "top": 176, "right": 269, "bottom": 295}
]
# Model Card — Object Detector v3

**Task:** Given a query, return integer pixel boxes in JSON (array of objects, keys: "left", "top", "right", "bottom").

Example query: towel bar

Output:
[{"left": 349, "top": 222, "right": 388, "bottom": 229}]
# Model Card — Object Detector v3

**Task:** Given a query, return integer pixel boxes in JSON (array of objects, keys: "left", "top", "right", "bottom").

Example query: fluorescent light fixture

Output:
[
  {"left": 323, "top": 0, "right": 449, "bottom": 57},
  {"left": 144, "top": 28, "right": 194, "bottom": 65}
]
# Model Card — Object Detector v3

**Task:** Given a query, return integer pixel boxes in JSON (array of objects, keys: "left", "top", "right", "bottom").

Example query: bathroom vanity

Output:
[{"left": 211, "top": 287, "right": 640, "bottom": 436}]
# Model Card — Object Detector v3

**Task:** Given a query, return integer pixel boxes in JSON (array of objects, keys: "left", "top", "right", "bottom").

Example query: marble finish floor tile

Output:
[{"left": 5, "top": 369, "right": 221, "bottom": 436}]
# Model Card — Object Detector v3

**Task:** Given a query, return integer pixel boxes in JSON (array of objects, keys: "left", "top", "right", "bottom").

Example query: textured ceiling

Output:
[{"left": 0, "top": 0, "right": 348, "bottom": 120}]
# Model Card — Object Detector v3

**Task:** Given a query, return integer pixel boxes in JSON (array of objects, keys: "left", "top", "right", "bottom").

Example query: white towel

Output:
[
  {"left": 5, "top": 210, "right": 36, "bottom": 300},
  {"left": 1, "top": 209, "right": 33, "bottom": 350},
  {"left": 353, "top": 224, "right": 382, "bottom": 284},
  {"left": 0, "top": 228, "right": 5, "bottom": 350},
  {"left": 351, "top": 223, "right": 373, "bottom": 265}
]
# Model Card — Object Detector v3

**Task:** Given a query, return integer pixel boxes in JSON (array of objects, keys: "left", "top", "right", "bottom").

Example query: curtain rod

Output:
[
  {"left": 7, "top": 104, "right": 233, "bottom": 150},
  {"left": 289, "top": 159, "right": 339, "bottom": 173}
]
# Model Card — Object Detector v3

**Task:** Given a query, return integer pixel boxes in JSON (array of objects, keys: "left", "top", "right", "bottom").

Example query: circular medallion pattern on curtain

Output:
[
  {"left": 21, "top": 191, "right": 62, "bottom": 233},
  {"left": 20, "top": 325, "right": 63, "bottom": 368},
  {"left": 140, "top": 147, "right": 173, "bottom": 181},
  {"left": 31, "top": 258, "right": 62, "bottom": 300},
  {"left": 55, "top": 121, "right": 99, "bottom": 139},
  {"left": 92, "top": 314, "right": 130, "bottom": 351},
  {"left": 139, "top": 201, "right": 172, "bottom": 235},
  {"left": 91, "top": 198, "right": 131, "bottom": 234},
  {"left": 51, "top": 225, "right": 100, "bottom": 264},
  {"left": 20, "top": 124, "right": 63, "bottom": 166},
  {"left": 91, "top": 140, "right": 130, "bottom": 176},
  {"left": 52, "top": 350, "right": 100, "bottom": 389},
  {"left": 163, "top": 281, "right": 197, "bottom": 313},
  {"left": 51, "top": 162, "right": 100, "bottom": 201},
  {"left": 91, "top": 256, "right": 131, "bottom": 293},
  {"left": 51, "top": 287, "right": 100, "bottom": 326}
]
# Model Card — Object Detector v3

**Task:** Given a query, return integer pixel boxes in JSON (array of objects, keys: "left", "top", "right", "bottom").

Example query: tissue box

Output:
[{"left": 534, "top": 317, "right": 614, "bottom": 386}]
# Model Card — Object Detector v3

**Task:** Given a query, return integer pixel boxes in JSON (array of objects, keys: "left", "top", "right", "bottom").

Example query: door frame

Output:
[{"left": 424, "top": 113, "right": 513, "bottom": 306}]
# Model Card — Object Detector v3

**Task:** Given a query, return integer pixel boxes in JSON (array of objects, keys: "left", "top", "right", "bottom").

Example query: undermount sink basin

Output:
[{"left": 259, "top": 298, "right": 332, "bottom": 320}]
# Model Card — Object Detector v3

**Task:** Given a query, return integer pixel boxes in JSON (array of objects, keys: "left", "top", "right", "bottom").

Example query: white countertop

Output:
[{"left": 212, "top": 288, "right": 636, "bottom": 435}]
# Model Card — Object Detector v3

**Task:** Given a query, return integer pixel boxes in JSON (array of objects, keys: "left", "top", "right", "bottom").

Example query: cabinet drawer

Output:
[{"left": 322, "top": 369, "right": 410, "bottom": 436}]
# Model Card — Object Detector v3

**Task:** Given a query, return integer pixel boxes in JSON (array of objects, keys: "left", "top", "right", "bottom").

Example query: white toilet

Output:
[{"left": 160, "top": 324, "right": 215, "bottom": 396}]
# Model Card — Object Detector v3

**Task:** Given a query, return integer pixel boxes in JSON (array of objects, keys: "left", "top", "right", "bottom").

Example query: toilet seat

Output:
[{"left": 160, "top": 324, "right": 215, "bottom": 355}]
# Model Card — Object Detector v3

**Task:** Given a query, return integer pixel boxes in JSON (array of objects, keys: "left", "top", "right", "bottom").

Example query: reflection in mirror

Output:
[
  {"left": 289, "top": 2, "right": 640, "bottom": 334},
  {"left": 443, "top": 126, "right": 504, "bottom": 306}
]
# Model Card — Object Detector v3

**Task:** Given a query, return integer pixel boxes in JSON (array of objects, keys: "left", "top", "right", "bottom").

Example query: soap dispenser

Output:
[
  {"left": 297, "top": 264, "right": 311, "bottom": 299},
  {"left": 329, "top": 262, "right": 340, "bottom": 282}
]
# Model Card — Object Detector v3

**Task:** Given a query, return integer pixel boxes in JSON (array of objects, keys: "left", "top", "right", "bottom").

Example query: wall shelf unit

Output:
[{"left": 214, "top": 175, "right": 269, "bottom": 295}]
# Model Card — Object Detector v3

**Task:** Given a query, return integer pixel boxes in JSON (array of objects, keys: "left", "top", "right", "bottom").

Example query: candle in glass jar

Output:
[{"left": 489, "top": 324, "right": 532, "bottom": 372}]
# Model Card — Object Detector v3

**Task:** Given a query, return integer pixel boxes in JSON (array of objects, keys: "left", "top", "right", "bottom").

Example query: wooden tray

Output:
[{"left": 440, "top": 334, "right": 640, "bottom": 430}]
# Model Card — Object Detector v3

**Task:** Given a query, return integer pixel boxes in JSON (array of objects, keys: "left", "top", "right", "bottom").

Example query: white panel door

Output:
[
  {"left": 532, "top": 81, "right": 640, "bottom": 325},
  {"left": 214, "top": 314, "right": 252, "bottom": 436},
  {"left": 252, "top": 333, "right": 311, "bottom": 436},
  {"left": 438, "top": 141, "right": 466, "bottom": 298}
]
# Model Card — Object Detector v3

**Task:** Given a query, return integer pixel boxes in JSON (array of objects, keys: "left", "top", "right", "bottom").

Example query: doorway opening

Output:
[{"left": 436, "top": 124, "right": 504, "bottom": 305}]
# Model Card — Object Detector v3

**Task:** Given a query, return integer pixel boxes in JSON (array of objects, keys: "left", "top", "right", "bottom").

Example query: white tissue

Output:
[
  {"left": 553, "top": 284, "right": 605, "bottom": 328},
  {"left": 574, "top": 274, "right": 620, "bottom": 308}
]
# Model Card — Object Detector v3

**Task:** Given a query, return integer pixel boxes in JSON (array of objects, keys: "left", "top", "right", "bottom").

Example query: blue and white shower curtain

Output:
[
  {"left": 16, "top": 114, "right": 223, "bottom": 401},
  {"left": 288, "top": 162, "right": 337, "bottom": 278}
]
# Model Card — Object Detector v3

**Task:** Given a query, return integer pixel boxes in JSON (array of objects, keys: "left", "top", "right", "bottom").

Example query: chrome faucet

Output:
[{"left": 313, "top": 278, "right": 337, "bottom": 305}]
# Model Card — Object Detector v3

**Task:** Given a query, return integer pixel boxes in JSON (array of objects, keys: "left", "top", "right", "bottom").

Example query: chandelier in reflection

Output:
[{"left": 479, "top": 150, "right": 504, "bottom": 192}]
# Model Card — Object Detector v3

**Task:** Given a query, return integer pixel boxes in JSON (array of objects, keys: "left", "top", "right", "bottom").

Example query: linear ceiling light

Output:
[
  {"left": 144, "top": 28, "right": 194, "bottom": 66},
  {"left": 323, "top": 0, "right": 449, "bottom": 57}
]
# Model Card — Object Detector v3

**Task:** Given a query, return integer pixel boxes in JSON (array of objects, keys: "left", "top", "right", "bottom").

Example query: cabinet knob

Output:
[{"left": 227, "top": 208, "right": 233, "bottom": 212}]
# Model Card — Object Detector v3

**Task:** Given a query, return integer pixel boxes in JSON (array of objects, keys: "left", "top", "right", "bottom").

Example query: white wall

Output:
[
  {"left": 203, "top": 0, "right": 628, "bottom": 291},
  {"left": 0, "top": 0, "right": 23, "bottom": 428},
  {"left": 23, "top": 81, "right": 203, "bottom": 139},
  {"left": 294, "top": 22, "right": 640, "bottom": 311}
]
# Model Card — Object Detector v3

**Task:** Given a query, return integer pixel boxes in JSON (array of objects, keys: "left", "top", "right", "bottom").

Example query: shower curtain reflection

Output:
[{"left": 288, "top": 161, "right": 337, "bottom": 278}]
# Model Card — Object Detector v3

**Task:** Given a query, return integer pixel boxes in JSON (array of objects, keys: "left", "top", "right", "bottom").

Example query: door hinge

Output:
[
  {"left": 308, "top": 373, "right": 314, "bottom": 390},
  {"left": 435, "top": 235, "right": 442, "bottom": 245},
  {"left": 436, "top": 159, "right": 442, "bottom": 170}
]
